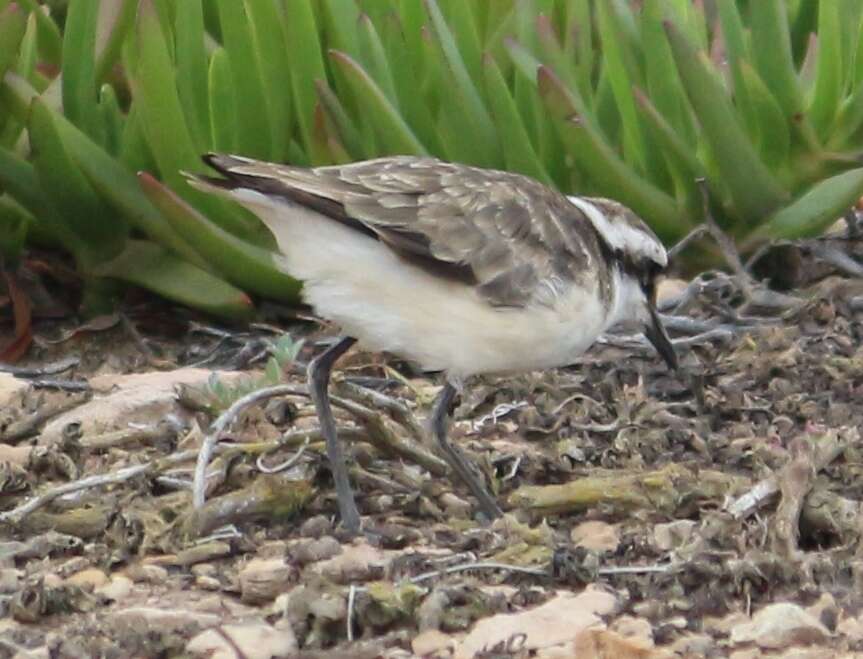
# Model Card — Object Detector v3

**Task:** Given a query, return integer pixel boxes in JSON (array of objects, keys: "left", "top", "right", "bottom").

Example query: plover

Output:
[{"left": 189, "top": 154, "right": 677, "bottom": 534}]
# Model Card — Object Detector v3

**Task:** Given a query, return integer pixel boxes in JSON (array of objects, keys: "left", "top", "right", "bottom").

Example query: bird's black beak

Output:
[{"left": 644, "top": 304, "right": 678, "bottom": 371}]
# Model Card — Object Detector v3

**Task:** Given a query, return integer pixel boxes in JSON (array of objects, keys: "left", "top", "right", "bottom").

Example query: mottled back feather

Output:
[{"left": 201, "top": 154, "right": 617, "bottom": 308}]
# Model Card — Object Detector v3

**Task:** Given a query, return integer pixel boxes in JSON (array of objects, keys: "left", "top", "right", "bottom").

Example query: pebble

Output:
[{"left": 731, "top": 602, "right": 830, "bottom": 650}]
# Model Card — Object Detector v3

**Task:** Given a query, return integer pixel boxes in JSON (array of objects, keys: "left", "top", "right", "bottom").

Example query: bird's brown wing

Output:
[{"left": 202, "top": 154, "right": 613, "bottom": 308}]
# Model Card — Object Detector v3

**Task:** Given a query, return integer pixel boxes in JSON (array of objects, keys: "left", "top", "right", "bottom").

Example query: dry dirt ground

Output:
[{"left": 2, "top": 245, "right": 863, "bottom": 658}]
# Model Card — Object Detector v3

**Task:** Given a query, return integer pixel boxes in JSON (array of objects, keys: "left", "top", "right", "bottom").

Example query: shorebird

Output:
[{"left": 189, "top": 154, "right": 677, "bottom": 535}]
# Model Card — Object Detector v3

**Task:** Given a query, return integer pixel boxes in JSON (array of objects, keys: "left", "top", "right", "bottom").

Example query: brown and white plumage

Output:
[
  {"left": 189, "top": 154, "right": 676, "bottom": 532},
  {"left": 189, "top": 154, "right": 673, "bottom": 378}
]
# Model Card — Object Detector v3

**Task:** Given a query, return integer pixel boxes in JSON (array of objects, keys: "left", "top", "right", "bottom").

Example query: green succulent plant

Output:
[{"left": 0, "top": 0, "right": 862, "bottom": 320}]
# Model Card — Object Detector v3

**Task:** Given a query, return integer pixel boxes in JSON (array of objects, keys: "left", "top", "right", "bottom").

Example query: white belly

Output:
[{"left": 230, "top": 190, "right": 615, "bottom": 377}]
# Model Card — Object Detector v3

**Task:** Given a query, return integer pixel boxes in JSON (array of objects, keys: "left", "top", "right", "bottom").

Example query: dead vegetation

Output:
[{"left": 2, "top": 229, "right": 863, "bottom": 657}]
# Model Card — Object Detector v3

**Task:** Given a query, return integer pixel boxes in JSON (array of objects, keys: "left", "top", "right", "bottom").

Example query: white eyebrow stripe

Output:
[{"left": 566, "top": 195, "right": 667, "bottom": 268}]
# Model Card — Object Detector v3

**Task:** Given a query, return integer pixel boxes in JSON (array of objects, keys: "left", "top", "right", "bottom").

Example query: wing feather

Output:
[{"left": 202, "top": 154, "right": 612, "bottom": 308}]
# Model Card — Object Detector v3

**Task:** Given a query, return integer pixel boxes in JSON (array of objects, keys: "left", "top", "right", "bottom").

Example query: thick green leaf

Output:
[
  {"left": 16, "top": 11, "right": 38, "bottom": 83},
  {"left": 482, "top": 53, "right": 550, "bottom": 185},
  {"left": 94, "top": 0, "right": 136, "bottom": 86},
  {"left": 62, "top": 0, "right": 102, "bottom": 143},
  {"left": 315, "top": 79, "right": 367, "bottom": 159},
  {"left": 439, "top": 0, "right": 483, "bottom": 87},
  {"left": 98, "top": 83, "right": 124, "bottom": 157},
  {"left": 535, "top": 15, "right": 583, "bottom": 114},
  {"left": 789, "top": 0, "right": 819, "bottom": 68},
  {"left": 119, "top": 101, "right": 157, "bottom": 174},
  {"left": 14, "top": 0, "right": 62, "bottom": 67},
  {"left": 320, "top": 0, "right": 360, "bottom": 58},
  {"left": 538, "top": 66, "right": 683, "bottom": 237},
  {"left": 207, "top": 47, "right": 236, "bottom": 153},
  {"left": 29, "top": 97, "right": 126, "bottom": 267},
  {"left": 809, "top": 0, "right": 843, "bottom": 140},
  {"left": 596, "top": 0, "right": 646, "bottom": 172},
  {"left": 665, "top": 21, "right": 789, "bottom": 223},
  {"left": 38, "top": 99, "right": 207, "bottom": 268},
  {"left": 216, "top": 0, "right": 272, "bottom": 159},
  {"left": 329, "top": 50, "right": 427, "bottom": 156},
  {"left": 0, "top": 3, "right": 26, "bottom": 81},
  {"left": 0, "top": 194, "right": 31, "bottom": 261},
  {"left": 424, "top": 0, "right": 499, "bottom": 166},
  {"left": 641, "top": 0, "right": 695, "bottom": 147},
  {"left": 132, "top": 0, "right": 200, "bottom": 185},
  {"left": 281, "top": 0, "right": 327, "bottom": 162},
  {"left": 357, "top": 13, "right": 399, "bottom": 106},
  {"left": 506, "top": 36, "right": 563, "bottom": 182},
  {"left": 96, "top": 239, "right": 254, "bottom": 320},
  {"left": 382, "top": 13, "right": 442, "bottom": 154},
  {"left": 566, "top": 0, "right": 594, "bottom": 103},
  {"left": 134, "top": 0, "right": 258, "bottom": 242},
  {"left": 754, "top": 168, "right": 863, "bottom": 242},
  {"left": 245, "top": 0, "right": 292, "bottom": 160},
  {"left": 633, "top": 87, "right": 704, "bottom": 180},
  {"left": 174, "top": 0, "right": 210, "bottom": 151},
  {"left": 139, "top": 172, "right": 302, "bottom": 302},
  {"left": 0, "top": 147, "right": 50, "bottom": 221},
  {"left": 716, "top": 0, "right": 759, "bottom": 143},
  {"left": 750, "top": 0, "right": 819, "bottom": 150},
  {"left": 739, "top": 62, "right": 790, "bottom": 171}
]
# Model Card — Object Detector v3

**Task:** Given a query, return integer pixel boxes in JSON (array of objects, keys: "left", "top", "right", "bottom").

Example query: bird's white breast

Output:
[{"left": 230, "top": 190, "right": 619, "bottom": 377}]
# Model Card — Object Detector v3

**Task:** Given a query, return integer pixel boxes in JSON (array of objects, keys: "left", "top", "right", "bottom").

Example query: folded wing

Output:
[{"left": 201, "top": 154, "right": 612, "bottom": 308}]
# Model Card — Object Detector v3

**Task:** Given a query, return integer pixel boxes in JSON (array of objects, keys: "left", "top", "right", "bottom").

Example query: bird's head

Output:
[{"left": 568, "top": 196, "right": 678, "bottom": 371}]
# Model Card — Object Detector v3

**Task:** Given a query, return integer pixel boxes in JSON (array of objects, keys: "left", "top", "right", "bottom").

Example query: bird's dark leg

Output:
[
  {"left": 308, "top": 336, "right": 360, "bottom": 534},
  {"left": 431, "top": 382, "right": 503, "bottom": 520}
]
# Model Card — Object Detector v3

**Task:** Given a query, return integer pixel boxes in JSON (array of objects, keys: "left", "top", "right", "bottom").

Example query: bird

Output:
[{"left": 187, "top": 154, "right": 678, "bottom": 535}]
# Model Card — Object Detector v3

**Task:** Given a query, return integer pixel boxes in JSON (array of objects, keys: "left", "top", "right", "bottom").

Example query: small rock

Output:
[
  {"left": 664, "top": 616, "right": 688, "bottom": 630},
  {"left": 109, "top": 606, "right": 220, "bottom": 635},
  {"left": 177, "top": 541, "right": 232, "bottom": 566},
  {"left": 456, "top": 587, "right": 618, "bottom": 657},
  {"left": 837, "top": 612, "right": 863, "bottom": 643},
  {"left": 195, "top": 576, "right": 221, "bottom": 591},
  {"left": 191, "top": 563, "right": 217, "bottom": 578},
  {"left": 96, "top": 575, "right": 133, "bottom": 602},
  {"left": 610, "top": 616, "right": 654, "bottom": 647},
  {"left": 364, "top": 494, "right": 395, "bottom": 514},
  {"left": 299, "top": 515, "right": 333, "bottom": 538},
  {"left": 257, "top": 541, "right": 289, "bottom": 559},
  {"left": 315, "top": 541, "right": 387, "bottom": 584},
  {"left": 126, "top": 563, "right": 168, "bottom": 583},
  {"left": 669, "top": 633, "right": 714, "bottom": 656},
  {"left": 730, "top": 602, "right": 830, "bottom": 650},
  {"left": 412, "top": 629, "right": 455, "bottom": 657},
  {"left": 729, "top": 650, "right": 762, "bottom": 659},
  {"left": 570, "top": 521, "right": 619, "bottom": 553},
  {"left": 187, "top": 622, "right": 298, "bottom": 659},
  {"left": 652, "top": 520, "right": 696, "bottom": 552},
  {"left": 64, "top": 567, "right": 108, "bottom": 590},
  {"left": 439, "top": 493, "right": 472, "bottom": 518},
  {"left": 704, "top": 611, "right": 749, "bottom": 636},
  {"left": 56, "top": 557, "right": 92, "bottom": 579},
  {"left": 197, "top": 594, "right": 257, "bottom": 617},
  {"left": 0, "top": 373, "right": 28, "bottom": 409},
  {"left": 290, "top": 536, "right": 342, "bottom": 565},
  {"left": 42, "top": 573, "right": 63, "bottom": 588},
  {"left": 0, "top": 568, "right": 21, "bottom": 594},
  {"left": 572, "top": 628, "right": 665, "bottom": 658},
  {"left": 806, "top": 593, "right": 839, "bottom": 632},
  {"left": 0, "top": 444, "right": 32, "bottom": 468},
  {"left": 239, "top": 558, "right": 296, "bottom": 604}
]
